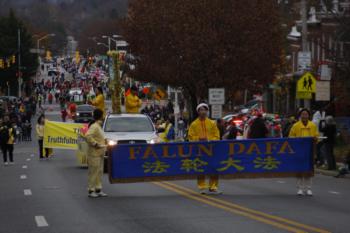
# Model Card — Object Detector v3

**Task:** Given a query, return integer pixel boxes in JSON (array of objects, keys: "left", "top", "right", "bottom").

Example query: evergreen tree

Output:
[{"left": 0, "top": 9, "right": 38, "bottom": 96}]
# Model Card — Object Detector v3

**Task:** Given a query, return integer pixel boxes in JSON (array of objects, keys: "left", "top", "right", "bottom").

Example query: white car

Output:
[
  {"left": 75, "top": 113, "right": 161, "bottom": 168},
  {"left": 104, "top": 113, "right": 160, "bottom": 146}
]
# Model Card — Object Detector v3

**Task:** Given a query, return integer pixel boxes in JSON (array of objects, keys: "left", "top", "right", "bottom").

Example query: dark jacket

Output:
[
  {"left": 249, "top": 117, "right": 268, "bottom": 139},
  {"left": 321, "top": 124, "right": 336, "bottom": 144}
]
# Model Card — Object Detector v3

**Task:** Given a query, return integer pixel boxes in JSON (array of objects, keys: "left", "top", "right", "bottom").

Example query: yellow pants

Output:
[
  {"left": 88, "top": 156, "right": 104, "bottom": 192},
  {"left": 197, "top": 175, "right": 219, "bottom": 190}
]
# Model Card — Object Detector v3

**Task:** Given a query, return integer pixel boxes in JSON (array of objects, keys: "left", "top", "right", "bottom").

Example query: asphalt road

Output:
[{"left": 0, "top": 107, "right": 349, "bottom": 233}]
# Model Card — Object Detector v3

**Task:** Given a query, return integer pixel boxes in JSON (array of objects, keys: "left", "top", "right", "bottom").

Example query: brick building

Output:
[{"left": 279, "top": 0, "right": 350, "bottom": 116}]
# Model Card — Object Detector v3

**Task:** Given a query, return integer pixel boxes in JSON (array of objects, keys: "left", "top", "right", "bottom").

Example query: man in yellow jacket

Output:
[
  {"left": 90, "top": 87, "right": 106, "bottom": 117},
  {"left": 188, "top": 103, "right": 221, "bottom": 195},
  {"left": 289, "top": 108, "right": 319, "bottom": 196},
  {"left": 125, "top": 86, "right": 142, "bottom": 113},
  {"left": 86, "top": 109, "right": 107, "bottom": 198}
]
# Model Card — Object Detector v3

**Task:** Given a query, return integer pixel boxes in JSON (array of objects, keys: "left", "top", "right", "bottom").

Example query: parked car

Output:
[
  {"left": 75, "top": 104, "right": 94, "bottom": 123},
  {"left": 0, "top": 96, "right": 18, "bottom": 103}
]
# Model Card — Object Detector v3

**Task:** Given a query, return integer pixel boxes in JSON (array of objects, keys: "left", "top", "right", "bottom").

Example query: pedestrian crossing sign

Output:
[{"left": 297, "top": 72, "right": 316, "bottom": 93}]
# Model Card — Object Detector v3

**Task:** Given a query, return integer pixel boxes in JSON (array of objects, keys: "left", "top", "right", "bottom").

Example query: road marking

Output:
[
  {"left": 329, "top": 191, "right": 340, "bottom": 195},
  {"left": 277, "top": 180, "right": 286, "bottom": 184},
  {"left": 158, "top": 182, "right": 331, "bottom": 233},
  {"left": 24, "top": 189, "right": 32, "bottom": 196},
  {"left": 35, "top": 216, "right": 49, "bottom": 227},
  {"left": 26, "top": 158, "right": 31, "bottom": 161},
  {"left": 22, "top": 165, "right": 28, "bottom": 169},
  {"left": 20, "top": 175, "right": 27, "bottom": 179},
  {"left": 154, "top": 182, "right": 307, "bottom": 233}
]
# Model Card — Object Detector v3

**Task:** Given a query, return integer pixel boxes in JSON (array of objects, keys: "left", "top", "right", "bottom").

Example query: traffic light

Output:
[
  {"left": 11, "top": 55, "right": 15, "bottom": 64},
  {"left": 0, "top": 59, "right": 4, "bottom": 69}
]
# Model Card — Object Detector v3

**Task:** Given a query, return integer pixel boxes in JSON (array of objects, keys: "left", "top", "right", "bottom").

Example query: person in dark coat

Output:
[
  {"left": 248, "top": 114, "right": 268, "bottom": 139},
  {"left": 320, "top": 116, "right": 337, "bottom": 170}
]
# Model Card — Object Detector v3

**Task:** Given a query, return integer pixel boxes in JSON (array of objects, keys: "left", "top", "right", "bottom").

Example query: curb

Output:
[{"left": 315, "top": 168, "right": 350, "bottom": 179}]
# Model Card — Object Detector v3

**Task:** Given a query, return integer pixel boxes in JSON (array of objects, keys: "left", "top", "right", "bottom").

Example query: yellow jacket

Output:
[
  {"left": 188, "top": 118, "right": 220, "bottom": 141},
  {"left": 289, "top": 120, "right": 319, "bottom": 138},
  {"left": 160, "top": 123, "right": 173, "bottom": 142},
  {"left": 91, "top": 94, "right": 105, "bottom": 116},
  {"left": 7, "top": 128, "right": 15, "bottom": 144},
  {"left": 86, "top": 121, "right": 106, "bottom": 157},
  {"left": 125, "top": 94, "right": 142, "bottom": 113},
  {"left": 36, "top": 124, "right": 44, "bottom": 140}
]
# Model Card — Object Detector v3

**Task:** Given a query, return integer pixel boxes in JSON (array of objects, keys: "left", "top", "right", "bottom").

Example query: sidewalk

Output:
[{"left": 315, "top": 166, "right": 350, "bottom": 179}]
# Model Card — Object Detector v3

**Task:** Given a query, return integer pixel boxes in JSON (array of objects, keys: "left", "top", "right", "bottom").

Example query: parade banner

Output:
[
  {"left": 109, "top": 138, "right": 315, "bottom": 183},
  {"left": 43, "top": 121, "right": 86, "bottom": 150}
]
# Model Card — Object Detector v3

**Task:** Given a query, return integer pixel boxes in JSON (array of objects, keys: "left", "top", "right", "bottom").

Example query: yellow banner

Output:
[{"left": 43, "top": 121, "right": 86, "bottom": 150}]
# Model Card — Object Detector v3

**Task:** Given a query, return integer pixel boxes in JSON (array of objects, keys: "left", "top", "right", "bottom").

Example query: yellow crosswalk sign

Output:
[{"left": 297, "top": 72, "right": 316, "bottom": 93}]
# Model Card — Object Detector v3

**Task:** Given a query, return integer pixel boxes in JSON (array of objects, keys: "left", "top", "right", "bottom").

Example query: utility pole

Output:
[
  {"left": 18, "top": 28, "right": 21, "bottom": 98},
  {"left": 301, "top": 0, "right": 311, "bottom": 109}
]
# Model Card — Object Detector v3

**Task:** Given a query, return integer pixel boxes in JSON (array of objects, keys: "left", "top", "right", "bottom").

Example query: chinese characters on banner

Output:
[{"left": 109, "top": 138, "right": 314, "bottom": 183}]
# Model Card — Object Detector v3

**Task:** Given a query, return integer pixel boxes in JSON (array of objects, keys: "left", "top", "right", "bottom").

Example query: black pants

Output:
[
  {"left": 324, "top": 142, "right": 336, "bottom": 170},
  {"left": 38, "top": 140, "right": 49, "bottom": 159},
  {"left": 2, "top": 144, "right": 14, "bottom": 163},
  {"left": 316, "top": 141, "right": 325, "bottom": 165}
]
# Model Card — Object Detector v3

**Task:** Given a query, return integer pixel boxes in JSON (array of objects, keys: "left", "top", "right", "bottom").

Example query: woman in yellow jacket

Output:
[
  {"left": 86, "top": 109, "right": 107, "bottom": 198},
  {"left": 289, "top": 108, "right": 319, "bottom": 196},
  {"left": 90, "top": 87, "right": 106, "bottom": 117},
  {"left": 159, "top": 118, "right": 175, "bottom": 142},
  {"left": 125, "top": 86, "right": 142, "bottom": 114},
  {"left": 188, "top": 103, "right": 221, "bottom": 195}
]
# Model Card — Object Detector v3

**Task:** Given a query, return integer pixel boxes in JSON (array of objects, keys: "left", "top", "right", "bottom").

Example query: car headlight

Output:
[
  {"left": 107, "top": 139, "right": 117, "bottom": 146},
  {"left": 149, "top": 137, "right": 161, "bottom": 144}
]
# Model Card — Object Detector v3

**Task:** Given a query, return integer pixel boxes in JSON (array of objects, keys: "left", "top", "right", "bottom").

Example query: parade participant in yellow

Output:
[
  {"left": 188, "top": 103, "right": 221, "bottom": 195},
  {"left": 86, "top": 109, "right": 107, "bottom": 198},
  {"left": 289, "top": 108, "right": 319, "bottom": 196},
  {"left": 90, "top": 87, "right": 106, "bottom": 117},
  {"left": 125, "top": 85, "right": 142, "bottom": 113},
  {"left": 160, "top": 117, "right": 175, "bottom": 142}
]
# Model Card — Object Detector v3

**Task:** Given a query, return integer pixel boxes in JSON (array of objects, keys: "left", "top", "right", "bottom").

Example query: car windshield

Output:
[
  {"left": 77, "top": 105, "right": 94, "bottom": 112},
  {"left": 105, "top": 117, "right": 154, "bottom": 132},
  {"left": 244, "top": 100, "right": 259, "bottom": 108}
]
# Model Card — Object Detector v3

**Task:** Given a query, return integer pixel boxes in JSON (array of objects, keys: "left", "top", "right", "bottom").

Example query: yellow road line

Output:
[
  {"left": 162, "top": 181, "right": 331, "bottom": 233},
  {"left": 154, "top": 182, "right": 307, "bottom": 233}
]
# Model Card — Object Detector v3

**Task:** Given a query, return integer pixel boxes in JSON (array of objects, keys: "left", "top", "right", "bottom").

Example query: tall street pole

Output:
[
  {"left": 301, "top": 0, "right": 311, "bottom": 109},
  {"left": 18, "top": 28, "right": 22, "bottom": 98}
]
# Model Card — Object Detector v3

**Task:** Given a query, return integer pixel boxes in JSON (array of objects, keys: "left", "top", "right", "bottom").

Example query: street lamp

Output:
[
  {"left": 287, "top": 26, "right": 301, "bottom": 41},
  {"left": 36, "top": 33, "right": 55, "bottom": 62}
]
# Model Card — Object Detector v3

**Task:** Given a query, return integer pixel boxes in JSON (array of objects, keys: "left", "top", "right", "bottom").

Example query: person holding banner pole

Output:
[
  {"left": 85, "top": 109, "right": 107, "bottom": 198},
  {"left": 36, "top": 115, "right": 49, "bottom": 160},
  {"left": 188, "top": 103, "right": 221, "bottom": 195},
  {"left": 289, "top": 108, "right": 319, "bottom": 196}
]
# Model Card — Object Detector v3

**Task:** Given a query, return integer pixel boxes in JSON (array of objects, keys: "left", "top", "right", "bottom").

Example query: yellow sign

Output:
[
  {"left": 297, "top": 72, "right": 316, "bottom": 93},
  {"left": 153, "top": 88, "right": 167, "bottom": 100},
  {"left": 296, "top": 92, "right": 312, "bottom": 99},
  {"left": 46, "top": 50, "right": 52, "bottom": 61},
  {"left": 43, "top": 121, "right": 85, "bottom": 150}
]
